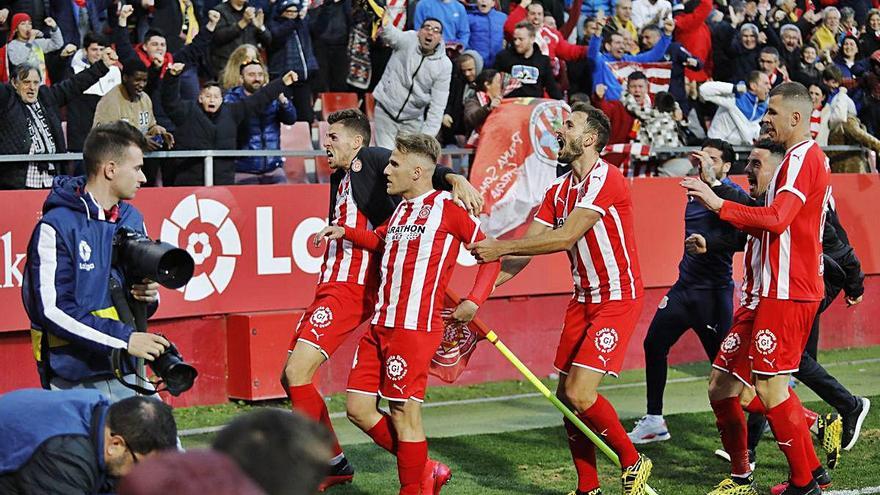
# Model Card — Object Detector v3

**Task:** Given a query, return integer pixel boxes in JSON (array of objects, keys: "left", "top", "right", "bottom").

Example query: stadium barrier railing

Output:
[{"left": 0, "top": 145, "right": 870, "bottom": 186}]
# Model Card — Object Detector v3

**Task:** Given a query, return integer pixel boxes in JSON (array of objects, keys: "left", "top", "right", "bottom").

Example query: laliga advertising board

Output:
[{"left": 0, "top": 184, "right": 575, "bottom": 333}]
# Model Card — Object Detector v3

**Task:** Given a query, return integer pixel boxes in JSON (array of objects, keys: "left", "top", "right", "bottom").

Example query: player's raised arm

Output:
[
  {"left": 494, "top": 219, "right": 552, "bottom": 287},
  {"left": 471, "top": 207, "right": 599, "bottom": 262}
]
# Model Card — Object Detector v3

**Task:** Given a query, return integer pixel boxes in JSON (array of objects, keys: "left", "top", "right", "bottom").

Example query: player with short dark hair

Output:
[
  {"left": 281, "top": 109, "right": 482, "bottom": 490},
  {"left": 470, "top": 103, "right": 652, "bottom": 495},
  {"left": 627, "top": 137, "right": 745, "bottom": 444},
  {"left": 683, "top": 81, "right": 833, "bottom": 495},
  {"left": 316, "top": 132, "right": 500, "bottom": 495}
]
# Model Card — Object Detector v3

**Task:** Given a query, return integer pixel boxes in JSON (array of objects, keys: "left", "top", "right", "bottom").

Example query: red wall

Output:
[{"left": 1, "top": 175, "right": 878, "bottom": 403}]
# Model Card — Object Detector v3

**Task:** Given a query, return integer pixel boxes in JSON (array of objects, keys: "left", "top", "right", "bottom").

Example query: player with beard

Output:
[
  {"left": 281, "top": 109, "right": 481, "bottom": 490},
  {"left": 470, "top": 103, "right": 651, "bottom": 495},
  {"left": 683, "top": 82, "right": 832, "bottom": 495}
]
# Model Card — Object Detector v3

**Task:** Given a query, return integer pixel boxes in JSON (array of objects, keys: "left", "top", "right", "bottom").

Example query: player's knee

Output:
[
  {"left": 388, "top": 402, "right": 420, "bottom": 435},
  {"left": 563, "top": 383, "right": 597, "bottom": 413},
  {"left": 708, "top": 372, "right": 737, "bottom": 401},
  {"left": 345, "top": 397, "right": 377, "bottom": 429}
]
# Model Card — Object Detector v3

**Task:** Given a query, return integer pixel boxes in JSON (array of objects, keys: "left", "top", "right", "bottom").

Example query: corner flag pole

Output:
[{"left": 484, "top": 330, "right": 659, "bottom": 495}]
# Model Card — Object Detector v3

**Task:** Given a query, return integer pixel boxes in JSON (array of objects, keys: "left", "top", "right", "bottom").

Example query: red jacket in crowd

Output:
[{"left": 673, "top": 0, "right": 713, "bottom": 82}]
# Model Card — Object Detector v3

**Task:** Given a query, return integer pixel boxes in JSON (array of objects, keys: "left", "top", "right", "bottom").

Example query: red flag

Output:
[{"left": 429, "top": 290, "right": 491, "bottom": 383}]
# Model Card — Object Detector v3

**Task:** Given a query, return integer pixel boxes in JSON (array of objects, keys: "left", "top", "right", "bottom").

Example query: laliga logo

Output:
[
  {"left": 160, "top": 194, "right": 242, "bottom": 302},
  {"left": 529, "top": 100, "right": 569, "bottom": 164}
]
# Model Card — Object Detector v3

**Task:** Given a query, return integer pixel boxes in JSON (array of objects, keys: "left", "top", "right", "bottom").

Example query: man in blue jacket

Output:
[
  {"left": 628, "top": 139, "right": 744, "bottom": 445},
  {"left": 468, "top": 0, "right": 506, "bottom": 67},
  {"left": 589, "top": 14, "right": 674, "bottom": 101},
  {"left": 22, "top": 121, "right": 170, "bottom": 399},
  {"left": 0, "top": 389, "right": 178, "bottom": 494},
  {"left": 226, "top": 59, "right": 298, "bottom": 184}
]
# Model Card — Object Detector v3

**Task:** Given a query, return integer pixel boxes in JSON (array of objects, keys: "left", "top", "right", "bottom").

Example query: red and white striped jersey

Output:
[
  {"left": 740, "top": 235, "right": 762, "bottom": 310},
  {"left": 760, "top": 139, "right": 831, "bottom": 301},
  {"left": 372, "top": 190, "right": 484, "bottom": 332},
  {"left": 534, "top": 159, "right": 643, "bottom": 303},
  {"left": 320, "top": 171, "right": 378, "bottom": 286}
]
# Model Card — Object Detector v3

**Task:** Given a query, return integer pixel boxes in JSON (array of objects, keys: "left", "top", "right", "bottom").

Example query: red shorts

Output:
[
  {"left": 749, "top": 298, "right": 820, "bottom": 376},
  {"left": 712, "top": 305, "right": 757, "bottom": 386},
  {"left": 346, "top": 325, "right": 443, "bottom": 403},
  {"left": 290, "top": 282, "right": 377, "bottom": 359},
  {"left": 554, "top": 298, "right": 644, "bottom": 377}
]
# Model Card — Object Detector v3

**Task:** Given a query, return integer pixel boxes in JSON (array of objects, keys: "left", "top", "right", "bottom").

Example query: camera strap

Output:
[{"left": 110, "top": 348, "right": 162, "bottom": 396}]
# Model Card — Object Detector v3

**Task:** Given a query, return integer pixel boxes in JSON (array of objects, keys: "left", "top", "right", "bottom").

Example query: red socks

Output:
[
  {"left": 743, "top": 395, "right": 767, "bottom": 414},
  {"left": 765, "top": 393, "right": 820, "bottom": 487},
  {"left": 366, "top": 414, "right": 398, "bottom": 454},
  {"left": 289, "top": 385, "right": 343, "bottom": 457},
  {"left": 564, "top": 418, "right": 600, "bottom": 492},
  {"left": 397, "top": 440, "right": 428, "bottom": 495},
  {"left": 711, "top": 397, "right": 751, "bottom": 476},
  {"left": 578, "top": 394, "right": 640, "bottom": 468}
]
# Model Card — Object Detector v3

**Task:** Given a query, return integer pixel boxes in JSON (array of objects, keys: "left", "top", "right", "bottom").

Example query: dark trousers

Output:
[
  {"left": 313, "top": 42, "right": 351, "bottom": 93},
  {"left": 747, "top": 290, "right": 860, "bottom": 451},
  {"left": 644, "top": 283, "right": 734, "bottom": 415}
]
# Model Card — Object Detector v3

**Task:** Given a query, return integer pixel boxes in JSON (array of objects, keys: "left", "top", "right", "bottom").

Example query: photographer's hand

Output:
[
  {"left": 131, "top": 278, "right": 160, "bottom": 303},
  {"left": 127, "top": 333, "right": 170, "bottom": 361}
]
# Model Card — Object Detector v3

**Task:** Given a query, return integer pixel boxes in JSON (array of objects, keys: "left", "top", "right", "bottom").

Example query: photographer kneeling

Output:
[{"left": 22, "top": 121, "right": 173, "bottom": 400}]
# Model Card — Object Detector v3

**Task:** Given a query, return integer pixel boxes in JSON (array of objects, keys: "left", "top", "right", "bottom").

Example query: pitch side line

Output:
[
  {"left": 179, "top": 356, "right": 880, "bottom": 437},
  {"left": 825, "top": 486, "right": 880, "bottom": 495}
]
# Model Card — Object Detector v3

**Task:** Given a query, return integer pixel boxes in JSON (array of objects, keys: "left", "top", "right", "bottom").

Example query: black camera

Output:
[
  {"left": 113, "top": 227, "right": 195, "bottom": 289},
  {"left": 111, "top": 336, "right": 199, "bottom": 397},
  {"left": 149, "top": 339, "right": 199, "bottom": 396}
]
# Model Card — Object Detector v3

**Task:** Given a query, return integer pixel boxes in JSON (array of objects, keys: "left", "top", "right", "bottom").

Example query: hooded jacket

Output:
[
  {"left": 22, "top": 176, "right": 148, "bottom": 385},
  {"left": 0, "top": 389, "right": 112, "bottom": 494},
  {"left": 373, "top": 22, "right": 451, "bottom": 136},
  {"left": 267, "top": 8, "right": 320, "bottom": 81},
  {"left": 224, "top": 84, "right": 298, "bottom": 174},
  {"left": 587, "top": 32, "right": 671, "bottom": 101},
  {"left": 467, "top": 6, "right": 506, "bottom": 67},
  {"left": 493, "top": 43, "right": 562, "bottom": 99},
  {"left": 0, "top": 60, "right": 110, "bottom": 189}
]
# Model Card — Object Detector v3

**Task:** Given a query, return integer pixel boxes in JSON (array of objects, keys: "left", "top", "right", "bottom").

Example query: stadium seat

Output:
[
  {"left": 320, "top": 92, "right": 359, "bottom": 117},
  {"left": 280, "top": 122, "right": 313, "bottom": 184}
]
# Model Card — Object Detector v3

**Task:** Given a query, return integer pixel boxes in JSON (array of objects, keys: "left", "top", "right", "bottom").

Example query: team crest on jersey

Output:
[
  {"left": 594, "top": 327, "right": 619, "bottom": 353},
  {"left": 658, "top": 296, "right": 668, "bottom": 309},
  {"left": 754, "top": 329, "right": 778, "bottom": 355},
  {"left": 720, "top": 332, "right": 741, "bottom": 353},
  {"left": 310, "top": 306, "right": 334, "bottom": 329},
  {"left": 418, "top": 204, "right": 432, "bottom": 219},
  {"left": 351, "top": 159, "right": 363, "bottom": 172},
  {"left": 386, "top": 354, "right": 408, "bottom": 381}
]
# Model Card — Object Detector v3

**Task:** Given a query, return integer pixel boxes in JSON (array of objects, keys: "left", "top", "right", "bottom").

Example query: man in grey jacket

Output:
[{"left": 373, "top": 13, "right": 452, "bottom": 149}]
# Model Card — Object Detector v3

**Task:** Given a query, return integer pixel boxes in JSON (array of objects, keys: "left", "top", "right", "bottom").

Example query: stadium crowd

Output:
[{"left": 0, "top": 0, "right": 879, "bottom": 188}]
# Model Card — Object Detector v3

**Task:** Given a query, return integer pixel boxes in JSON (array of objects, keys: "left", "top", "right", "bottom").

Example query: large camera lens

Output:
[
  {"left": 150, "top": 344, "right": 198, "bottom": 396},
  {"left": 114, "top": 227, "right": 195, "bottom": 289}
]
